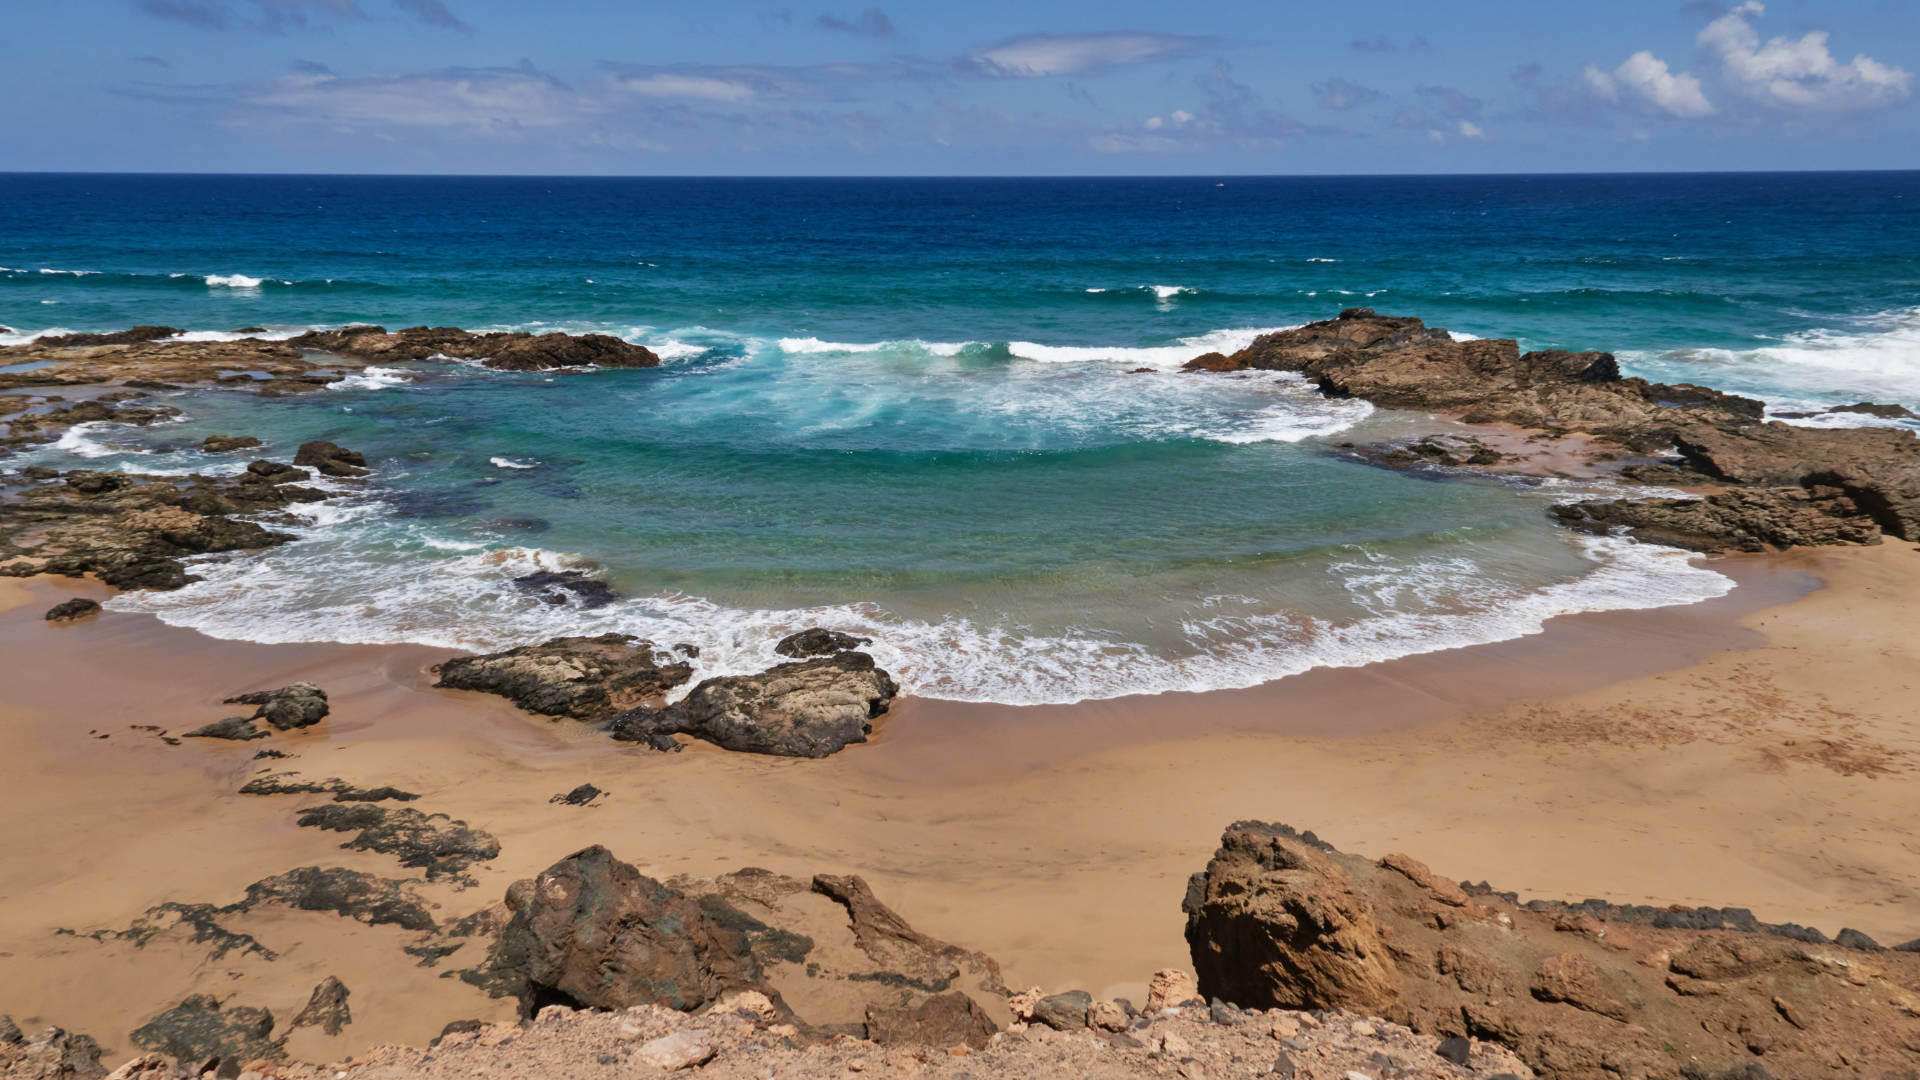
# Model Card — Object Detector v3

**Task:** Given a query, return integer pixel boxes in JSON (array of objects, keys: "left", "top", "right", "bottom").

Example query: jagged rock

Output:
[
  {"left": 285, "top": 326, "right": 660, "bottom": 372},
  {"left": 200, "top": 435, "right": 261, "bottom": 453},
  {"left": 548, "top": 783, "right": 602, "bottom": 806},
  {"left": 294, "top": 804, "right": 499, "bottom": 884},
  {"left": 129, "top": 996, "right": 279, "bottom": 1078},
  {"left": 237, "top": 774, "right": 418, "bottom": 801},
  {"left": 222, "top": 683, "right": 329, "bottom": 731},
  {"left": 289, "top": 976, "right": 351, "bottom": 1036},
  {"left": 1354, "top": 435, "right": 1508, "bottom": 470},
  {"left": 292, "top": 440, "right": 369, "bottom": 477},
  {"left": 433, "top": 634, "right": 694, "bottom": 720},
  {"left": 609, "top": 651, "right": 897, "bottom": 758},
  {"left": 1831, "top": 401, "right": 1918, "bottom": 420},
  {"left": 0, "top": 1026, "right": 105, "bottom": 1080},
  {"left": 773, "top": 627, "right": 873, "bottom": 658},
  {"left": 462, "top": 846, "right": 1001, "bottom": 1045},
  {"left": 1553, "top": 485, "right": 1882, "bottom": 552},
  {"left": 1183, "top": 821, "right": 1920, "bottom": 1080},
  {"left": 184, "top": 716, "right": 267, "bottom": 741},
  {"left": 43, "top": 598, "right": 101, "bottom": 622}
]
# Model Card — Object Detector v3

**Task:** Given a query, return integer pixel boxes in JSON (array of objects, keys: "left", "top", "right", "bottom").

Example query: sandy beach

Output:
[{"left": 3, "top": 538, "right": 1916, "bottom": 1062}]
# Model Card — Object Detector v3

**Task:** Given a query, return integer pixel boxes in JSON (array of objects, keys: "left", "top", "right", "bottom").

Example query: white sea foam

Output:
[
  {"left": 52, "top": 422, "right": 138, "bottom": 459},
  {"left": 205, "top": 273, "right": 272, "bottom": 288},
  {"left": 1007, "top": 326, "right": 1289, "bottom": 370},
  {"left": 778, "top": 337, "right": 972, "bottom": 356},
  {"left": 490, "top": 456, "right": 539, "bottom": 470},
  {"left": 326, "top": 366, "right": 414, "bottom": 391},
  {"left": 1306, "top": 257, "right": 1338, "bottom": 263}
]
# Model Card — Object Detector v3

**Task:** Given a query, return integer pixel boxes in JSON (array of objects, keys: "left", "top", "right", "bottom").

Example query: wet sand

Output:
[{"left": 2, "top": 543, "right": 1918, "bottom": 1061}]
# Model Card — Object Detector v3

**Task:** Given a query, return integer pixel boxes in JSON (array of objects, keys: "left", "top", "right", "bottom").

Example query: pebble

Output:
[
  {"left": 634, "top": 1032, "right": 714, "bottom": 1072},
  {"left": 1351, "top": 1021, "right": 1376, "bottom": 1037}
]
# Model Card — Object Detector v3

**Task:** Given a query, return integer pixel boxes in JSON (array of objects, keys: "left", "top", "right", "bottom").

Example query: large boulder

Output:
[
  {"left": 462, "top": 846, "right": 1003, "bottom": 1045},
  {"left": 292, "top": 440, "right": 369, "bottom": 478},
  {"left": 433, "top": 633, "right": 694, "bottom": 720},
  {"left": 610, "top": 651, "right": 897, "bottom": 757},
  {"left": 1183, "top": 822, "right": 1920, "bottom": 1080}
]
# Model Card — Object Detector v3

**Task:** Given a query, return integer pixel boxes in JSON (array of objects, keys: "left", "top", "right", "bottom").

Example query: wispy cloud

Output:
[
  {"left": 134, "top": 0, "right": 466, "bottom": 32},
  {"left": 393, "top": 0, "right": 467, "bottom": 32},
  {"left": 966, "top": 31, "right": 1213, "bottom": 78},
  {"left": 1311, "top": 77, "right": 1385, "bottom": 112},
  {"left": 1698, "top": 1, "right": 1911, "bottom": 111},
  {"left": 1349, "top": 34, "right": 1429, "bottom": 54},
  {"left": 816, "top": 8, "right": 893, "bottom": 37}
]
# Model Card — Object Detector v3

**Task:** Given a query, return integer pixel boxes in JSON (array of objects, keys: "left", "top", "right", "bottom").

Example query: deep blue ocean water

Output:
[{"left": 3, "top": 173, "right": 1916, "bottom": 703}]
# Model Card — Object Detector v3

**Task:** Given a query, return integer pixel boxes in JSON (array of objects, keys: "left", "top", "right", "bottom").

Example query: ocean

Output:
[{"left": 4, "top": 172, "right": 1916, "bottom": 703}]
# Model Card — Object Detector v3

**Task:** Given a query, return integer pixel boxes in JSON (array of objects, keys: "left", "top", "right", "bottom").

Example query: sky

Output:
[{"left": 1, "top": 0, "right": 1916, "bottom": 174}]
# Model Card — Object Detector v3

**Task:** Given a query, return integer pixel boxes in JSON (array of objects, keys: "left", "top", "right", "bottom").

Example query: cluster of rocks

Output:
[
  {"left": 1182, "top": 308, "right": 1920, "bottom": 552},
  {"left": 186, "top": 685, "right": 333, "bottom": 742},
  {"left": 1181, "top": 821, "right": 1920, "bottom": 1079},
  {"left": 281, "top": 326, "right": 661, "bottom": 372},
  {"left": 435, "top": 628, "right": 897, "bottom": 758}
]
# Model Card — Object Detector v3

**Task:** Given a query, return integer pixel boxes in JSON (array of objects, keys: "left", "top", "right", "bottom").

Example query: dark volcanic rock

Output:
[
  {"left": 43, "top": 597, "right": 101, "bottom": 622},
  {"left": 773, "top": 627, "right": 873, "bottom": 658},
  {"left": 130, "top": 995, "right": 279, "bottom": 1077},
  {"left": 237, "top": 773, "right": 419, "bottom": 802},
  {"left": 239, "top": 866, "right": 439, "bottom": 931},
  {"left": 1551, "top": 486, "right": 1882, "bottom": 552},
  {"left": 201, "top": 434, "right": 263, "bottom": 453},
  {"left": 1183, "top": 821, "right": 1920, "bottom": 1080},
  {"left": 292, "top": 440, "right": 369, "bottom": 477},
  {"left": 548, "top": 783, "right": 603, "bottom": 806},
  {"left": 287, "top": 326, "right": 660, "bottom": 372},
  {"left": 184, "top": 716, "right": 268, "bottom": 741},
  {"left": 295, "top": 803, "right": 500, "bottom": 884},
  {"left": 511, "top": 569, "right": 619, "bottom": 609},
  {"left": 434, "top": 633, "right": 694, "bottom": 720},
  {"left": 463, "top": 846, "right": 1002, "bottom": 1045},
  {"left": 223, "top": 682, "right": 330, "bottom": 731},
  {"left": 1831, "top": 401, "right": 1918, "bottom": 420},
  {"left": 40, "top": 326, "right": 183, "bottom": 348},
  {"left": 289, "top": 976, "right": 352, "bottom": 1036},
  {"left": 1030, "top": 990, "right": 1093, "bottom": 1031},
  {"left": 609, "top": 651, "right": 897, "bottom": 758}
]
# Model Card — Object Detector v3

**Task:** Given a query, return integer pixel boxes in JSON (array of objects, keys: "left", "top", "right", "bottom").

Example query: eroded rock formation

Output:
[
  {"left": 432, "top": 634, "right": 694, "bottom": 720},
  {"left": 609, "top": 651, "right": 898, "bottom": 758}
]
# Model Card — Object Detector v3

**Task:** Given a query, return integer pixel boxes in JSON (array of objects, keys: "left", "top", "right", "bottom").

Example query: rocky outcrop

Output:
[
  {"left": 1183, "top": 821, "right": 1920, "bottom": 1080},
  {"left": 1182, "top": 308, "right": 1920, "bottom": 547},
  {"left": 38, "top": 327, "right": 183, "bottom": 348},
  {"left": 292, "top": 441, "right": 369, "bottom": 478},
  {"left": 294, "top": 804, "right": 500, "bottom": 885},
  {"left": 43, "top": 597, "right": 101, "bottom": 622},
  {"left": 201, "top": 435, "right": 262, "bottom": 453},
  {"left": 432, "top": 634, "right": 694, "bottom": 720},
  {"left": 223, "top": 684, "right": 330, "bottom": 731},
  {"left": 1551, "top": 486, "right": 1882, "bottom": 552},
  {"left": 130, "top": 996, "right": 280, "bottom": 1077},
  {"left": 774, "top": 628, "right": 872, "bottom": 658},
  {"left": 462, "top": 846, "right": 1003, "bottom": 1045},
  {"left": 289, "top": 977, "right": 352, "bottom": 1037},
  {"left": 285, "top": 326, "right": 661, "bottom": 371},
  {"left": 610, "top": 651, "right": 897, "bottom": 758}
]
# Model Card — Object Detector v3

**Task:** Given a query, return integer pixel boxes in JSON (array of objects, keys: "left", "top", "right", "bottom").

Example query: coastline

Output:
[{"left": 5, "top": 539, "right": 1917, "bottom": 1060}]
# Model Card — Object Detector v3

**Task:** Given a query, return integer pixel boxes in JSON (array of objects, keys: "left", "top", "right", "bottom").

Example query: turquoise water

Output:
[{"left": 5, "top": 174, "right": 1915, "bottom": 702}]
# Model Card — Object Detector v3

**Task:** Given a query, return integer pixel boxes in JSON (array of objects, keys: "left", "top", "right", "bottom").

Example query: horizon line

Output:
[{"left": 3, "top": 168, "right": 1918, "bottom": 181}]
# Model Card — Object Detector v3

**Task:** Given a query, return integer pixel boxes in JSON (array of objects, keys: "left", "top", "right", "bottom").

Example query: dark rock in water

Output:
[
  {"left": 773, "top": 627, "right": 873, "bottom": 658},
  {"left": 223, "top": 682, "right": 329, "bottom": 731},
  {"left": 609, "top": 651, "right": 896, "bottom": 758},
  {"left": 40, "top": 326, "right": 183, "bottom": 348},
  {"left": 1356, "top": 435, "right": 1508, "bottom": 471},
  {"left": 1181, "top": 351, "right": 1240, "bottom": 372},
  {"left": 293, "top": 440, "right": 370, "bottom": 477},
  {"left": 295, "top": 802, "right": 500, "bottom": 884},
  {"left": 123, "top": 379, "right": 184, "bottom": 391},
  {"left": 1031, "top": 990, "right": 1092, "bottom": 1031},
  {"left": 549, "top": 783, "right": 603, "bottom": 806},
  {"left": 201, "top": 434, "right": 262, "bottom": 453},
  {"left": 1181, "top": 821, "right": 1920, "bottom": 1080},
  {"left": 865, "top": 990, "right": 997, "bottom": 1050},
  {"left": 433, "top": 633, "right": 693, "bottom": 720},
  {"left": 511, "top": 569, "right": 618, "bottom": 609},
  {"left": 130, "top": 995, "right": 279, "bottom": 1077},
  {"left": 1, "top": 1026, "right": 105, "bottom": 1080},
  {"left": 63, "top": 471, "right": 131, "bottom": 495},
  {"left": 1831, "top": 401, "right": 1918, "bottom": 420},
  {"left": 232, "top": 326, "right": 267, "bottom": 335},
  {"left": 1552, "top": 486, "right": 1881, "bottom": 552},
  {"left": 43, "top": 598, "right": 101, "bottom": 622},
  {"left": 244, "top": 459, "right": 306, "bottom": 481},
  {"left": 290, "top": 976, "right": 352, "bottom": 1036},
  {"left": 18, "top": 465, "right": 60, "bottom": 481},
  {"left": 286, "top": 325, "right": 660, "bottom": 372},
  {"left": 673, "top": 642, "right": 700, "bottom": 658},
  {"left": 488, "top": 516, "right": 550, "bottom": 534},
  {"left": 185, "top": 716, "right": 267, "bottom": 741}
]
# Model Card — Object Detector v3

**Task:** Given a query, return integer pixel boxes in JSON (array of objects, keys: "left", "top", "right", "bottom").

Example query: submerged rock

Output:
[
  {"left": 609, "top": 651, "right": 897, "bottom": 758},
  {"left": 510, "top": 569, "right": 618, "bottom": 609},
  {"left": 773, "top": 627, "right": 872, "bottom": 658},
  {"left": 433, "top": 633, "right": 694, "bottom": 720},
  {"left": 39, "top": 326, "right": 183, "bottom": 348},
  {"left": 200, "top": 434, "right": 262, "bottom": 453}
]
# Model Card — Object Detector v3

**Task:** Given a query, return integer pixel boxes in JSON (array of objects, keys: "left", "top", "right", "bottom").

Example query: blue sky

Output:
[{"left": 2, "top": 0, "right": 1916, "bottom": 174}]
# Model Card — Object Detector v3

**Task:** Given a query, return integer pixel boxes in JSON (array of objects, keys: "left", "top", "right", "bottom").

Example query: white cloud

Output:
[
  {"left": 616, "top": 73, "right": 756, "bottom": 102},
  {"left": 1144, "top": 115, "right": 1163, "bottom": 130},
  {"left": 1457, "top": 119, "right": 1486, "bottom": 139},
  {"left": 1587, "top": 51, "right": 1715, "bottom": 117},
  {"left": 247, "top": 68, "right": 591, "bottom": 131},
  {"left": 969, "top": 32, "right": 1207, "bottom": 78},
  {"left": 1699, "top": 1, "right": 1912, "bottom": 111}
]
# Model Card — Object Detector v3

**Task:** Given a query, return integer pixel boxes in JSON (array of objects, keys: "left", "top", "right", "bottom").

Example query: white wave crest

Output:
[
  {"left": 205, "top": 273, "right": 283, "bottom": 289},
  {"left": 1008, "top": 326, "right": 1288, "bottom": 371},
  {"left": 326, "top": 366, "right": 414, "bottom": 391},
  {"left": 490, "top": 456, "right": 539, "bottom": 470}
]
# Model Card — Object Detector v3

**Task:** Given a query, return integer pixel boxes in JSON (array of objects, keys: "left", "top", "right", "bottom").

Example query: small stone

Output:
[
  {"left": 1435, "top": 1036, "right": 1470, "bottom": 1065},
  {"left": 635, "top": 1031, "right": 714, "bottom": 1071},
  {"left": 1157, "top": 1031, "right": 1192, "bottom": 1057},
  {"left": 1147, "top": 969, "right": 1201, "bottom": 1012},
  {"left": 944, "top": 1046, "right": 969, "bottom": 1057},
  {"left": 1208, "top": 998, "right": 1244, "bottom": 1026},
  {"left": 1088, "top": 1000, "right": 1129, "bottom": 1032},
  {"left": 1031, "top": 990, "right": 1092, "bottom": 1031},
  {"left": 1109, "top": 1033, "right": 1145, "bottom": 1051},
  {"left": 1350, "top": 1021, "right": 1376, "bottom": 1037},
  {"left": 1271, "top": 1050, "right": 1297, "bottom": 1079}
]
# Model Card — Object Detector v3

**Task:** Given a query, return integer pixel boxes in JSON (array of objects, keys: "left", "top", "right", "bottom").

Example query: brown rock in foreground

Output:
[
  {"left": 610, "top": 651, "right": 898, "bottom": 757},
  {"left": 1183, "top": 820, "right": 1920, "bottom": 1080},
  {"left": 432, "top": 634, "right": 695, "bottom": 720}
]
